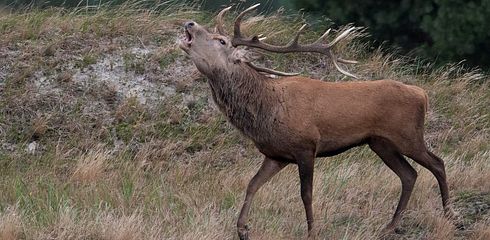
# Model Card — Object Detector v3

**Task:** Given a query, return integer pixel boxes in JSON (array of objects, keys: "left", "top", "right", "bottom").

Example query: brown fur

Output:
[{"left": 179, "top": 21, "right": 454, "bottom": 240}]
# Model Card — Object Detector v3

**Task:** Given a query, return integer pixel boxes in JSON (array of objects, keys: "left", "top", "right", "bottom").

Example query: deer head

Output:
[
  {"left": 179, "top": 20, "right": 243, "bottom": 77},
  {"left": 179, "top": 4, "right": 360, "bottom": 78}
]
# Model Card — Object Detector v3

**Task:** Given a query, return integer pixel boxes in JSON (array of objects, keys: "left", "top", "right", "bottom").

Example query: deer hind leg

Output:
[
  {"left": 237, "top": 157, "right": 288, "bottom": 240},
  {"left": 369, "top": 137, "right": 418, "bottom": 233},
  {"left": 407, "top": 150, "right": 454, "bottom": 217}
]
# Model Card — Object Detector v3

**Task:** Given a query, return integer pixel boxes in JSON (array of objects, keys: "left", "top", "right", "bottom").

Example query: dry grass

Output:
[
  {"left": 0, "top": 206, "right": 23, "bottom": 240},
  {"left": 98, "top": 212, "right": 147, "bottom": 240},
  {"left": 0, "top": 2, "right": 489, "bottom": 240},
  {"left": 471, "top": 220, "right": 490, "bottom": 240},
  {"left": 71, "top": 147, "right": 111, "bottom": 183}
]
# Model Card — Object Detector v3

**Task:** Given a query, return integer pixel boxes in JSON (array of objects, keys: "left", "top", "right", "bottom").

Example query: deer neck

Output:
[{"left": 205, "top": 64, "right": 277, "bottom": 141}]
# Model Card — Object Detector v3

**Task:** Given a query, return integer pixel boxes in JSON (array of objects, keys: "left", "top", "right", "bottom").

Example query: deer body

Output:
[
  {"left": 179, "top": 4, "right": 454, "bottom": 239},
  {"left": 207, "top": 65, "right": 427, "bottom": 161}
]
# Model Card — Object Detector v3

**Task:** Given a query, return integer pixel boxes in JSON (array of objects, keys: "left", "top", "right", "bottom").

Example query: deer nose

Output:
[{"left": 184, "top": 21, "right": 195, "bottom": 29}]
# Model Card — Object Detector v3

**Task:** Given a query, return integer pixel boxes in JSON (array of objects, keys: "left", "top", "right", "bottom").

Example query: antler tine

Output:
[
  {"left": 314, "top": 28, "right": 331, "bottom": 44},
  {"left": 327, "top": 51, "right": 358, "bottom": 78},
  {"left": 332, "top": 57, "right": 358, "bottom": 79},
  {"left": 288, "top": 24, "right": 308, "bottom": 47},
  {"left": 246, "top": 62, "right": 300, "bottom": 76},
  {"left": 234, "top": 3, "right": 260, "bottom": 38},
  {"left": 337, "top": 58, "right": 358, "bottom": 64},
  {"left": 257, "top": 34, "right": 267, "bottom": 41},
  {"left": 327, "top": 27, "right": 359, "bottom": 67},
  {"left": 216, "top": 6, "right": 232, "bottom": 35},
  {"left": 327, "top": 27, "right": 356, "bottom": 48}
]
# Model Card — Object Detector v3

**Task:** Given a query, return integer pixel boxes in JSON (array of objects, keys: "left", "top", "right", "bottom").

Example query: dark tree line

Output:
[
  {"left": 3, "top": 0, "right": 489, "bottom": 68},
  {"left": 1, "top": 0, "right": 144, "bottom": 8},
  {"left": 294, "top": 0, "right": 490, "bottom": 68}
]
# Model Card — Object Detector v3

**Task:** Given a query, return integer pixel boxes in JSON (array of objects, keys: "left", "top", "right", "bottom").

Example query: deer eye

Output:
[{"left": 218, "top": 39, "right": 226, "bottom": 45}]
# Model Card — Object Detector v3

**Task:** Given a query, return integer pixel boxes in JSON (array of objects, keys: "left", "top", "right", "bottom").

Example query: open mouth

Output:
[
  {"left": 185, "top": 29, "right": 192, "bottom": 42},
  {"left": 178, "top": 26, "right": 193, "bottom": 52},
  {"left": 181, "top": 29, "right": 192, "bottom": 47}
]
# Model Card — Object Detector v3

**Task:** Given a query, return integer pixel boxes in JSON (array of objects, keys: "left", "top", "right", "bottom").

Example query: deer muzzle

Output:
[{"left": 179, "top": 22, "right": 194, "bottom": 51}]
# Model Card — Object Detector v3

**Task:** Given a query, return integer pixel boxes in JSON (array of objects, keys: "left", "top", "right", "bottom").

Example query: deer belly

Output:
[
  {"left": 253, "top": 141, "right": 298, "bottom": 162},
  {"left": 316, "top": 139, "right": 368, "bottom": 157}
]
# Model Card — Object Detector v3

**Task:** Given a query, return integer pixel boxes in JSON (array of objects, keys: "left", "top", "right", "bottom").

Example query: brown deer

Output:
[{"left": 179, "top": 4, "right": 455, "bottom": 239}]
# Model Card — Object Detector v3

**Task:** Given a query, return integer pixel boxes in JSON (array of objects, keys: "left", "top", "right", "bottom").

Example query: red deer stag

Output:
[{"left": 179, "top": 4, "right": 455, "bottom": 239}]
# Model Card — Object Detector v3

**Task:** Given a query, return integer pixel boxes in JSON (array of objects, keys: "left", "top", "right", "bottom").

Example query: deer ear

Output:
[{"left": 229, "top": 48, "right": 261, "bottom": 64}]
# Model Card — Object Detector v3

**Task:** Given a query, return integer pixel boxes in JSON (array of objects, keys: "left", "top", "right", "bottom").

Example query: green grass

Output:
[
  {"left": 123, "top": 52, "right": 146, "bottom": 74},
  {"left": 158, "top": 48, "right": 181, "bottom": 69},
  {"left": 76, "top": 53, "right": 99, "bottom": 68}
]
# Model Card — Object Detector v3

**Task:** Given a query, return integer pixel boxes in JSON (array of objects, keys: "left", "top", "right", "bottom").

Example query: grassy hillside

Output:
[{"left": 0, "top": 3, "right": 489, "bottom": 240}]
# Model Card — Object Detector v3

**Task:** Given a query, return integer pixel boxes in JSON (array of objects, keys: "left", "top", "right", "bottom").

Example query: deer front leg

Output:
[
  {"left": 297, "top": 151, "right": 315, "bottom": 238},
  {"left": 237, "top": 157, "right": 288, "bottom": 240}
]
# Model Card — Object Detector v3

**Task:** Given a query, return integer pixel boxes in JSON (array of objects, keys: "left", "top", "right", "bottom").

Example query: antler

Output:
[
  {"left": 216, "top": 5, "right": 296, "bottom": 76},
  {"left": 216, "top": 6, "right": 231, "bottom": 35},
  {"left": 216, "top": 4, "right": 360, "bottom": 79}
]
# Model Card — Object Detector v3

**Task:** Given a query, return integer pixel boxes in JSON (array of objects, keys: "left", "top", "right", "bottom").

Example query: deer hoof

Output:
[
  {"left": 445, "top": 207, "right": 460, "bottom": 220},
  {"left": 380, "top": 225, "right": 396, "bottom": 237},
  {"left": 237, "top": 225, "right": 250, "bottom": 240}
]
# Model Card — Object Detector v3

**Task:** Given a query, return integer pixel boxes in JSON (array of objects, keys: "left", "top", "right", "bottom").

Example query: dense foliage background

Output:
[
  {"left": 2, "top": 0, "right": 489, "bottom": 69},
  {"left": 294, "top": 0, "right": 490, "bottom": 69}
]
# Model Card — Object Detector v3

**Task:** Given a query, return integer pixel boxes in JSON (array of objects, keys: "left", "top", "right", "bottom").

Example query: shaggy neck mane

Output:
[{"left": 206, "top": 63, "right": 277, "bottom": 142}]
